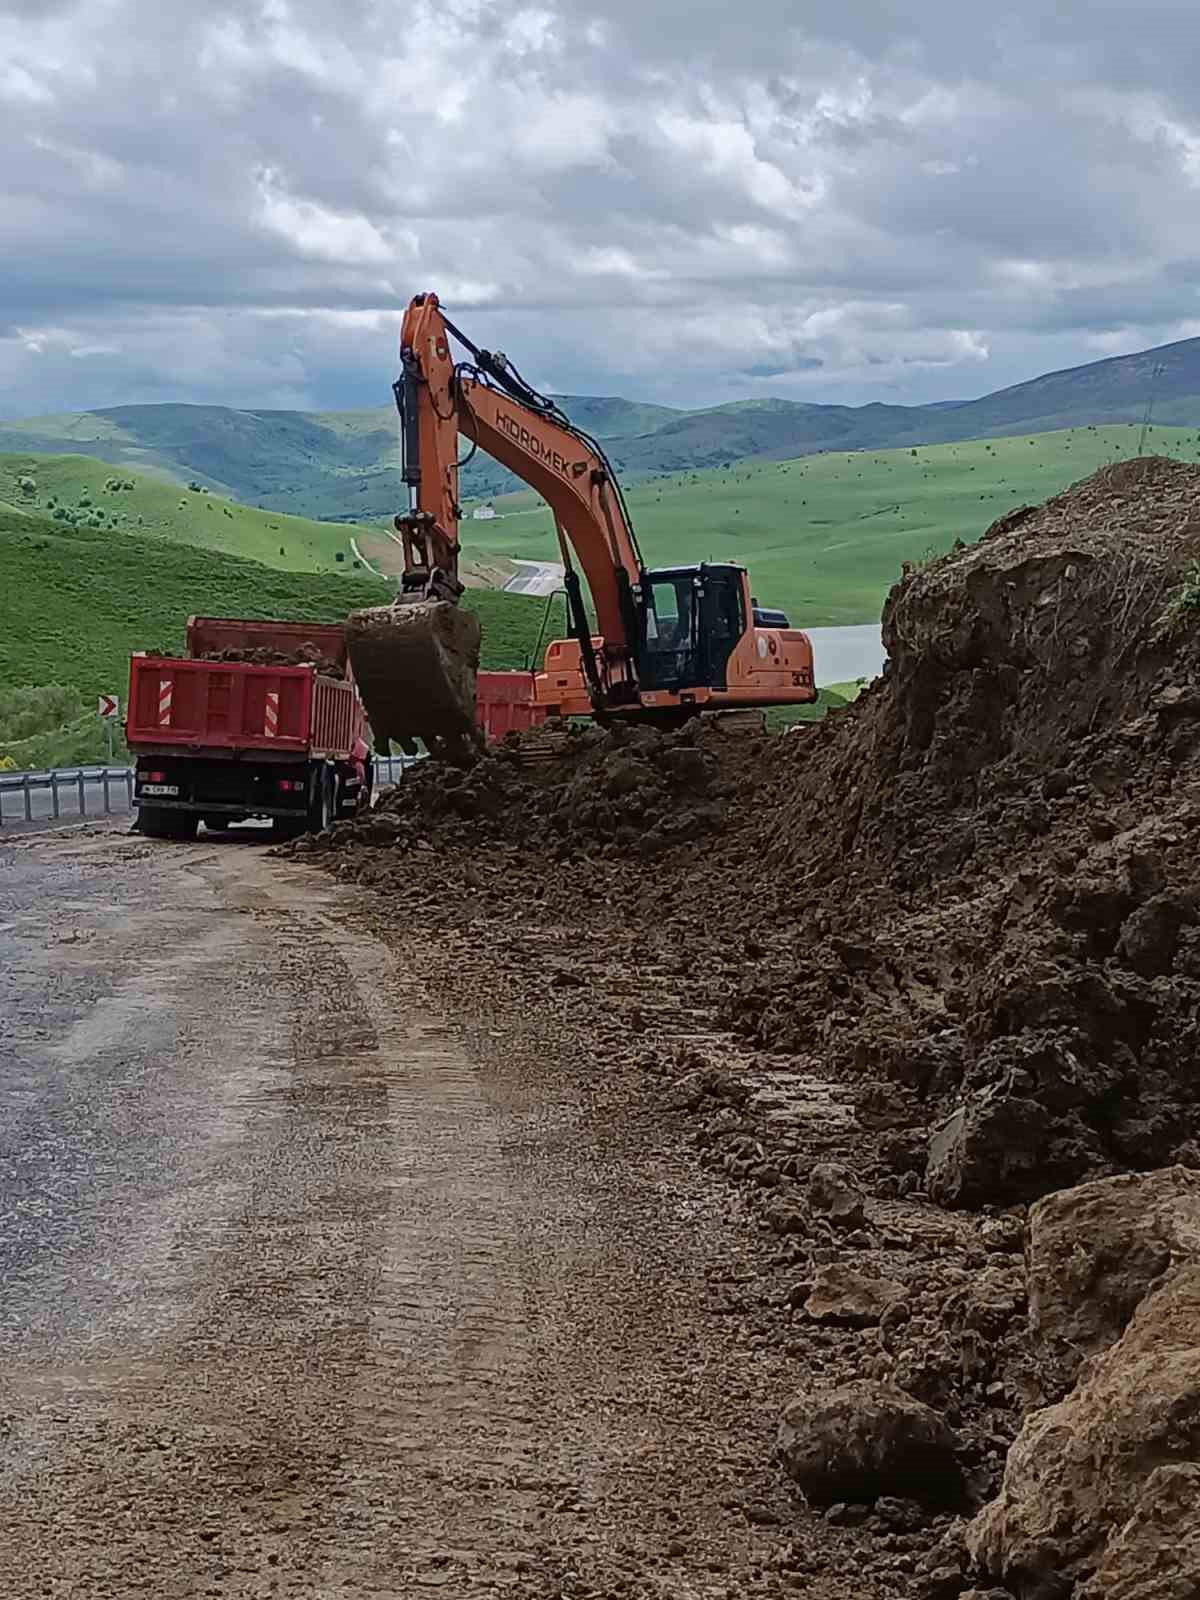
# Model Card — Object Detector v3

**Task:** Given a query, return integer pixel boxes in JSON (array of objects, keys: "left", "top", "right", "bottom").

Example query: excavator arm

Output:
[{"left": 393, "top": 293, "right": 643, "bottom": 701}]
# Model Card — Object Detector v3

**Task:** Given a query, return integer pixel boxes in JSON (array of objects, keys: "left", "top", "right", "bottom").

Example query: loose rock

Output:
[
  {"left": 805, "top": 1265, "right": 907, "bottom": 1328},
  {"left": 778, "top": 1381, "right": 962, "bottom": 1505}
]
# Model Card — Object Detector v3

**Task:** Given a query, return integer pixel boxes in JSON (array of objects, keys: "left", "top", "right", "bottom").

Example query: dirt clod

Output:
[
  {"left": 195, "top": 644, "right": 346, "bottom": 676},
  {"left": 805, "top": 1264, "right": 907, "bottom": 1327},
  {"left": 778, "top": 1380, "right": 963, "bottom": 1505}
]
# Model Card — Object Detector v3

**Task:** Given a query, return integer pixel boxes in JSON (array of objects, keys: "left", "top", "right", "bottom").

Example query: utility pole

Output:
[{"left": 1138, "top": 362, "right": 1167, "bottom": 457}]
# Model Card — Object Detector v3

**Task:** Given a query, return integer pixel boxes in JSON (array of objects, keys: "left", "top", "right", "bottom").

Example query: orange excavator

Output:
[{"left": 345, "top": 293, "right": 816, "bottom": 758}]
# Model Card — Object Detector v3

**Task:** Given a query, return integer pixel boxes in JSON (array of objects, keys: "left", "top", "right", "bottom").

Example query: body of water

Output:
[{"left": 803, "top": 623, "right": 886, "bottom": 687}]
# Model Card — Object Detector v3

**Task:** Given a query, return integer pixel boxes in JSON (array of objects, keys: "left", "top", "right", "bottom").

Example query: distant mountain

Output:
[{"left": 4, "top": 336, "right": 1200, "bottom": 521}]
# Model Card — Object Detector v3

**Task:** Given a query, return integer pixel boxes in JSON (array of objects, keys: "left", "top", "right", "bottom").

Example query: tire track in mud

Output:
[
  {"left": 0, "top": 841, "right": 575, "bottom": 1598},
  {"left": 1, "top": 834, "right": 816, "bottom": 1600}
]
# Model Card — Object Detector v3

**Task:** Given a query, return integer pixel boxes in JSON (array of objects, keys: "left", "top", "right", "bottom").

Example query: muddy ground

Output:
[
  {"left": 291, "top": 458, "right": 1200, "bottom": 1597},
  {"left": 7, "top": 459, "right": 1200, "bottom": 1597},
  {"left": 2, "top": 821, "right": 950, "bottom": 1599}
]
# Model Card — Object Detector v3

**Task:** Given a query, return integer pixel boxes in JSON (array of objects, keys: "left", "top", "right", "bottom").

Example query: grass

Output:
[
  {"left": 0, "top": 453, "right": 381, "bottom": 576},
  {"left": 1162, "top": 561, "right": 1200, "bottom": 632},
  {"left": 0, "top": 710, "right": 131, "bottom": 769},
  {"left": 0, "top": 510, "right": 553, "bottom": 712},
  {"left": 766, "top": 679, "right": 865, "bottom": 731},
  {"left": 468, "top": 424, "right": 1200, "bottom": 625}
]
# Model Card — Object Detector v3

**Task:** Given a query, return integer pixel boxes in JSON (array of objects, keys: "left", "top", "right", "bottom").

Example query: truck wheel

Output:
[
  {"left": 306, "top": 770, "right": 336, "bottom": 834},
  {"left": 138, "top": 806, "right": 199, "bottom": 840}
]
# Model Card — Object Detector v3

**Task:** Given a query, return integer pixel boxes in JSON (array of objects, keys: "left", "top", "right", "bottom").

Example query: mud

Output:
[
  {"left": 311, "top": 458, "right": 1200, "bottom": 1209},
  {"left": 284, "top": 459, "right": 1200, "bottom": 1596},
  {"left": 326, "top": 716, "right": 737, "bottom": 859},
  {"left": 8, "top": 828, "right": 863, "bottom": 1600}
]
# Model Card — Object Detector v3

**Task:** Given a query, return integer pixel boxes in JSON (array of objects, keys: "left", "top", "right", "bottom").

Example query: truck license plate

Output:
[{"left": 142, "top": 784, "right": 179, "bottom": 796}]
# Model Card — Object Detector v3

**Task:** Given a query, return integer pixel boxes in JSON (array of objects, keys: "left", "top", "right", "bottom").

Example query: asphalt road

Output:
[
  {"left": 504, "top": 558, "right": 566, "bottom": 597},
  {"left": 0, "top": 821, "right": 569, "bottom": 1594}
]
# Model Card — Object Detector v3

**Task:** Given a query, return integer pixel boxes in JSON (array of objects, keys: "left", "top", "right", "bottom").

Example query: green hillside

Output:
[
  {"left": 0, "top": 510, "right": 555, "bottom": 708},
  {"left": 0, "top": 453, "right": 377, "bottom": 575},
  {"left": 7, "top": 334, "right": 1200, "bottom": 520},
  {"left": 472, "top": 424, "right": 1200, "bottom": 626},
  {"left": 0, "top": 398, "right": 672, "bottom": 521}
]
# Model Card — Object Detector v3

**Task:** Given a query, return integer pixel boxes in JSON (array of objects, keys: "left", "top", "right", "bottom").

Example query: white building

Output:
[{"left": 472, "top": 503, "right": 497, "bottom": 521}]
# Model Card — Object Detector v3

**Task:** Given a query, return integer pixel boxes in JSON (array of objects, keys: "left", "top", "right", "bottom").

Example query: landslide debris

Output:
[
  {"left": 305, "top": 717, "right": 734, "bottom": 862},
  {"left": 306, "top": 455, "right": 1200, "bottom": 1208},
  {"left": 968, "top": 1168, "right": 1200, "bottom": 1598},
  {"left": 739, "top": 455, "right": 1200, "bottom": 1203},
  {"left": 286, "top": 459, "right": 1200, "bottom": 1599}
]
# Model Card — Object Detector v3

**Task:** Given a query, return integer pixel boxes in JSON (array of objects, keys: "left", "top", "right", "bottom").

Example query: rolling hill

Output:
[
  {"left": 469, "top": 423, "right": 1200, "bottom": 626},
  {"left": 5, "top": 334, "right": 1200, "bottom": 521},
  {"left": 0, "top": 509, "right": 560, "bottom": 711},
  {"left": 0, "top": 452, "right": 375, "bottom": 575}
]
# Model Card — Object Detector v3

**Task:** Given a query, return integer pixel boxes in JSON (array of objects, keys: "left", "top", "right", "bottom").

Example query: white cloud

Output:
[
  {"left": 255, "top": 173, "right": 407, "bottom": 265},
  {"left": 5, "top": 0, "right": 1200, "bottom": 416},
  {"left": 0, "top": 60, "right": 53, "bottom": 103},
  {"left": 656, "top": 111, "right": 822, "bottom": 218}
]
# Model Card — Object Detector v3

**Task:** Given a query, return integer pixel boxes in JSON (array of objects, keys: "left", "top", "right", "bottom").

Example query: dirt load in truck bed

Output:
[
  {"left": 193, "top": 645, "right": 347, "bottom": 677},
  {"left": 301, "top": 456, "right": 1200, "bottom": 1208}
]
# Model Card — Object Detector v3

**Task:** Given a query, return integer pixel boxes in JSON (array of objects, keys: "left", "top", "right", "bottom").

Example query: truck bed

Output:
[{"left": 127, "top": 654, "right": 363, "bottom": 760}]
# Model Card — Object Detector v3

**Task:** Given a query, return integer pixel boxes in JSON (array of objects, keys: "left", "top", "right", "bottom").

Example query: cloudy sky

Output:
[{"left": 3, "top": 0, "right": 1200, "bottom": 418}]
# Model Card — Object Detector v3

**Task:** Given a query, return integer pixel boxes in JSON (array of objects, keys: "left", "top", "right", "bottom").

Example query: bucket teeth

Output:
[{"left": 345, "top": 600, "right": 481, "bottom": 761}]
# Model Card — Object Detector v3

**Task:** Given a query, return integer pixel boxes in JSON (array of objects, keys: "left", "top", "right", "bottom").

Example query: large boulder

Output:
[
  {"left": 968, "top": 1260, "right": 1200, "bottom": 1595},
  {"left": 1077, "top": 1464, "right": 1200, "bottom": 1600},
  {"left": 778, "top": 1380, "right": 962, "bottom": 1505},
  {"left": 1026, "top": 1166, "right": 1200, "bottom": 1392}
]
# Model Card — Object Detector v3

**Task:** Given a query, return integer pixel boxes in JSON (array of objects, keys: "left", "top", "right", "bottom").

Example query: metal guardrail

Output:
[{"left": 0, "top": 765, "right": 134, "bottom": 827}]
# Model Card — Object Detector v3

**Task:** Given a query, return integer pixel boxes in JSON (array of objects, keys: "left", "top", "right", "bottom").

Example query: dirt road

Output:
[{"left": 0, "top": 824, "right": 812, "bottom": 1599}]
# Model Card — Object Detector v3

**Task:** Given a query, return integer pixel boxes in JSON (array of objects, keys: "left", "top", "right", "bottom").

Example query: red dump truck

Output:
[{"left": 126, "top": 617, "right": 372, "bottom": 840}]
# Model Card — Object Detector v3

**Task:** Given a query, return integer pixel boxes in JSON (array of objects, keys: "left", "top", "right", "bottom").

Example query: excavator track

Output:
[{"left": 345, "top": 600, "right": 482, "bottom": 763}]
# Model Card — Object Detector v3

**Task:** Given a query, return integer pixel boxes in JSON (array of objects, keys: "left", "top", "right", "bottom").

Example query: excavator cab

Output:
[{"left": 638, "top": 564, "right": 745, "bottom": 692}]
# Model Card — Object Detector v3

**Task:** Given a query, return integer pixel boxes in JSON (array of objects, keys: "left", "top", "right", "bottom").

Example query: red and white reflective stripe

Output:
[
  {"left": 157, "top": 677, "right": 173, "bottom": 727},
  {"left": 264, "top": 690, "right": 280, "bottom": 738}
]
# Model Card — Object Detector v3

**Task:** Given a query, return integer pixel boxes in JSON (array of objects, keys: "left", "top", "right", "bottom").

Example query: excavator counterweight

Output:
[{"left": 345, "top": 291, "right": 816, "bottom": 758}]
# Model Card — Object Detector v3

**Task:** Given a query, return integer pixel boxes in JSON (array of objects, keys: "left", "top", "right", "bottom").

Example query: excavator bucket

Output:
[{"left": 345, "top": 599, "right": 482, "bottom": 763}]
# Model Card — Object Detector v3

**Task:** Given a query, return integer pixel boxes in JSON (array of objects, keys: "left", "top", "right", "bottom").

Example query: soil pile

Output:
[
  {"left": 303, "top": 457, "right": 1200, "bottom": 1204},
  {"left": 310, "top": 718, "right": 736, "bottom": 860},
  {"left": 723, "top": 455, "right": 1200, "bottom": 1201}
]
